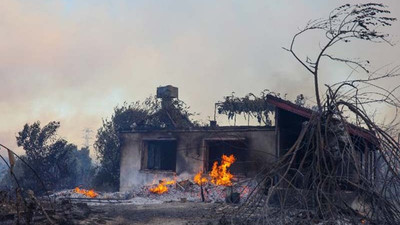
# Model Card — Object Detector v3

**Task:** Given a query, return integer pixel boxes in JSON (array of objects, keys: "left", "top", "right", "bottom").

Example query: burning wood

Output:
[
  {"left": 210, "top": 154, "right": 236, "bottom": 186},
  {"left": 194, "top": 171, "right": 208, "bottom": 185},
  {"left": 73, "top": 187, "right": 98, "bottom": 198},
  {"left": 194, "top": 171, "right": 208, "bottom": 202},
  {"left": 149, "top": 179, "right": 176, "bottom": 194}
]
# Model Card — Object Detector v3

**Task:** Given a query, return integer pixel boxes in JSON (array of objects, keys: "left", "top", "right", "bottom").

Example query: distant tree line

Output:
[{"left": 0, "top": 121, "right": 92, "bottom": 194}]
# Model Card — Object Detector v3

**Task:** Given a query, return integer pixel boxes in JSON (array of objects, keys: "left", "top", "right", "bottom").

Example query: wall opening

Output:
[
  {"left": 144, "top": 140, "right": 177, "bottom": 171},
  {"left": 205, "top": 140, "right": 248, "bottom": 175}
]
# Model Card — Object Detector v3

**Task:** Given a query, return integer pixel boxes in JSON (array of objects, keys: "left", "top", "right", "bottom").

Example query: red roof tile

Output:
[{"left": 266, "top": 95, "right": 377, "bottom": 143}]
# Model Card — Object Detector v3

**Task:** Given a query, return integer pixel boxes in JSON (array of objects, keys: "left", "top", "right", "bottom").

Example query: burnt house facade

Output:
[
  {"left": 119, "top": 127, "right": 276, "bottom": 191},
  {"left": 118, "top": 87, "right": 376, "bottom": 191}
]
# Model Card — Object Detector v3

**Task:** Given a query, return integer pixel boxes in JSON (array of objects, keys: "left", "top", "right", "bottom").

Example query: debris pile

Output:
[
  {"left": 0, "top": 189, "right": 108, "bottom": 225},
  {"left": 73, "top": 187, "right": 98, "bottom": 198},
  {"left": 149, "top": 179, "right": 176, "bottom": 194},
  {"left": 46, "top": 174, "right": 255, "bottom": 207},
  {"left": 133, "top": 178, "right": 255, "bottom": 204},
  {"left": 194, "top": 171, "right": 208, "bottom": 185}
]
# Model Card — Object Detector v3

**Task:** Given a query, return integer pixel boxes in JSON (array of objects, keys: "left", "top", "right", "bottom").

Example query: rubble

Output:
[
  {"left": 0, "top": 175, "right": 257, "bottom": 224},
  {"left": 0, "top": 189, "right": 102, "bottom": 225},
  {"left": 49, "top": 177, "right": 256, "bottom": 206}
]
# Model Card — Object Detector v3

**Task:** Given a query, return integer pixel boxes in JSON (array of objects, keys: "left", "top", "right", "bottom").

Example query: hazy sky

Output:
[{"left": 0, "top": 0, "right": 399, "bottom": 155}]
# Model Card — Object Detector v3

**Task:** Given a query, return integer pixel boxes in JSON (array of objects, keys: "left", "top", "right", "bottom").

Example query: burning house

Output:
[{"left": 118, "top": 86, "right": 377, "bottom": 192}]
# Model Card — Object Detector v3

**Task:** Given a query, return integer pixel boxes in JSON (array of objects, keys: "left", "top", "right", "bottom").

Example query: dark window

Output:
[{"left": 146, "top": 140, "right": 177, "bottom": 171}]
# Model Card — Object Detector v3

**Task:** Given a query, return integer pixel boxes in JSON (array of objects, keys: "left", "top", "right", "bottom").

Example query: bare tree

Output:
[
  {"left": 283, "top": 3, "right": 396, "bottom": 111},
  {"left": 221, "top": 4, "right": 400, "bottom": 225}
]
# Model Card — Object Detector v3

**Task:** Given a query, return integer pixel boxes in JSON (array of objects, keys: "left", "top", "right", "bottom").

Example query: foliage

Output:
[
  {"left": 0, "top": 161, "right": 7, "bottom": 185},
  {"left": 16, "top": 121, "right": 63, "bottom": 161},
  {"left": 110, "top": 96, "right": 196, "bottom": 131},
  {"left": 146, "top": 97, "right": 197, "bottom": 129},
  {"left": 294, "top": 94, "right": 306, "bottom": 107},
  {"left": 217, "top": 91, "right": 276, "bottom": 126},
  {"left": 2, "top": 121, "right": 93, "bottom": 194},
  {"left": 92, "top": 118, "right": 121, "bottom": 191}
]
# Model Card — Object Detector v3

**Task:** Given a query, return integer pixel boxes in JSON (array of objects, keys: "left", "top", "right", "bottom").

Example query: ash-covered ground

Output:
[
  {"left": 1, "top": 179, "right": 357, "bottom": 225},
  {"left": 84, "top": 201, "right": 224, "bottom": 225},
  {"left": 38, "top": 179, "right": 254, "bottom": 224},
  {"left": 52, "top": 178, "right": 255, "bottom": 204}
]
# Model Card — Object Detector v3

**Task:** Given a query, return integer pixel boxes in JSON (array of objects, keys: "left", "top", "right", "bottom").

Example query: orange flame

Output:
[
  {"left": 149, "top": 179, "right": 176, "bottom": 194},
  {"left": 210, "top": 154, "right": 236, "bottom": 186},
  {"left": 194, "top": 171, "right": 208, "bottom": 185},
  {"left": 73, "top": 187, "right": 98, "bottom": 198}
]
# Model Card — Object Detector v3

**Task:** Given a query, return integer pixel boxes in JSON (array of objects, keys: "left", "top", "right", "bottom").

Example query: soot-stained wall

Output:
[{"left": 119, "top": 127, "right": 276, "bottom": 191}]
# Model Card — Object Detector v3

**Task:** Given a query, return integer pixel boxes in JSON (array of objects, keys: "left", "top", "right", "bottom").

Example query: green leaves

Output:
[
  {"left": 16, "top": 121, "right": 62, "bottom": 160},
  {"left": 217, "top": 91, "right": 275, "bottom": 125}
]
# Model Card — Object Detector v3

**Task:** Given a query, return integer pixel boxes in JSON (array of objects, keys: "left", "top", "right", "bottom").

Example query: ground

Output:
[{"left": 80, "top": 202, "right": 223, "bottom": 225}]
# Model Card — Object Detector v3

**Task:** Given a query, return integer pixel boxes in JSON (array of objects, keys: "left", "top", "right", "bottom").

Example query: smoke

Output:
[{"left": 0, "top": 0, "right": 399, "bottom": 154}]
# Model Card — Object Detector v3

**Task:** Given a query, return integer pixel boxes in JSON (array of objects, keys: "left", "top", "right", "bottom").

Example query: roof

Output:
[
  {"left": 119, "top": 125, "right": 275, "bottom": 134},
  {"left": 266, "top": 94, "right": 377, "bottom": 142},
  {"left": 266, "top": 95, "right": 314, "bottom": 118}
]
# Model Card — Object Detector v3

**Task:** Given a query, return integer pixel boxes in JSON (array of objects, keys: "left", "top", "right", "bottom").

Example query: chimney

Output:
[{"left": 157, "top": 85, "right": 178, "bottom": 99}]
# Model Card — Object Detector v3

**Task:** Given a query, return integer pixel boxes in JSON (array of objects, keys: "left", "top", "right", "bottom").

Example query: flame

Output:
[
  {"left": 194, "top": 171, "right": 208, "bottom": 185},
  {"left": 149, "top": 179, "right": 176, "bottom": 194},
  {"left": 73, "top": 187, "right": 98, "bottom": 198},
  {"left": 210, "top": 154, "right": 236, "bottom": 186}
]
